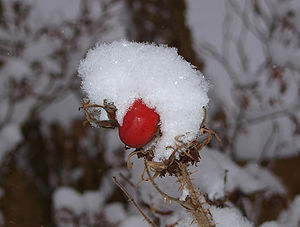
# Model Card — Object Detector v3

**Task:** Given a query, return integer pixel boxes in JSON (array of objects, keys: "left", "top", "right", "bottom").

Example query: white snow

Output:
[
  {"left": 1, "top": 58, "right": 31, "bottom": 80},
  {"left": 210, "top": 206, "right": 253, "bottom": 227},
  {"left": 165, "top": 207, "right": 253, "bottom": 227},
  {"left": 259, "top": 221, "right": 281, "bottom": 227},
  {"left": 103, "top": 202, "right": 127, "bottom": 225},
  {"left": 78, "top": 40, "right": 209, "bottom": 161},
  {"left": 0, "top": 124, "right": 22, "bottom": 161},
  {"left": 268, "top": 40, "right": 300, "bottom": 70},
  {"left": 179, "top": 186, "right": 190, "bottom": 202},
  {"left": 82, "top": 190, "right": 104, "bottom": 213},
  {"left": 119, "top": 215, "right": 149, "bottom": 227},
  {"left": 267, "top": 0, "right": 300, "bottom": 28},
  {"left": 187, "top": 0, "right": 300, "bottom": 161},
  {"left": 40, "top": 93, "right": 82, "bottom": 127},
  {"left": 53, "top": 187, "right": 105, "bottom": 216},
  {"left": 0, "top": 0, "right": 298, "bottom": 226},
  {"left": 191, "top": 148, "right": 286, "bottom": 200},
  {"left": 23, "top": 0, "right": 81, "bottom": 28},
  {"left": 243, "top": 163, "right": 286, "bottom": 196},
  {"left": 53, "top": 187, "right": 84, "bottom": 215}
]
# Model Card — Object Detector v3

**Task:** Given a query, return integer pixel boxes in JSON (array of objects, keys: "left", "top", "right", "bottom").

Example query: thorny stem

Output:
[
  {"left": 112, "top": 176, "right": 157, "bottom": 227},
  {"left": 144, "top": 160, "right": 215, "bottom": 226},
  {"left": 177, "top": 162, "right": 215, "bottom": 227}
]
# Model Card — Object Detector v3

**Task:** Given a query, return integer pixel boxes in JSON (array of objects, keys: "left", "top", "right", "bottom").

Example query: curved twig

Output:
[{"left": 112, "top": 176, "right": 157, "bottom": 227}]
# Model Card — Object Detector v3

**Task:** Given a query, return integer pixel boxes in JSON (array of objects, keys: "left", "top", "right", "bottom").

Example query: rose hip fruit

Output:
[{"left": 119, "top": 99, "right": 160, "bottom": 148}]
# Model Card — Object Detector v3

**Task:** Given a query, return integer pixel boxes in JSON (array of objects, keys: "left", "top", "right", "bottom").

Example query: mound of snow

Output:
[
  {"left": 53, "top": 187, "right": 105, "bottom": 215},
  {"left": 165, "top": 207, "right": 253, "bottom": 227},
  {"left": 210, "top": 206, "right": 253, "bottom": 227},
  {"left": 78, "top": 40, "right": 209, "bottom": 161},
  {"left": 191, "top": 148, "right": 286, "bottom": 200}
]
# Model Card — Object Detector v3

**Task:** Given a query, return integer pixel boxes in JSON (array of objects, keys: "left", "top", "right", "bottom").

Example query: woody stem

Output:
[{"left": 177, "top": 162, "right": 215, "bottom": 227}]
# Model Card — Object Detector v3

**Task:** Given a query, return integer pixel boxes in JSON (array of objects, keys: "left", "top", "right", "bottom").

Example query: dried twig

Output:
[
  {"left": 177, "top": 162, "right": 215, "bottom": 227},
  {"left": 112, "top": 176, "right": 157, "bottom": 227},
  {"left": 144, "top": 158, "right": 215, "bottom": 226}
]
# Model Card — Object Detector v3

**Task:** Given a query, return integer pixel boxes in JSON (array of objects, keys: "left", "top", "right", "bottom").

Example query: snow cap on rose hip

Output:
[{"left": 78, "top": 40, "right": 209, "bottom": 161}]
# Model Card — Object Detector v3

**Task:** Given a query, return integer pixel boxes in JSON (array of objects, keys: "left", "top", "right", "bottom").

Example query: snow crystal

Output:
[
  {"left": 210, "top": 206, "right": 253, "bottom": 227},
  {"left": 78, "top": 40, "right": 209, "bottom": 161}
]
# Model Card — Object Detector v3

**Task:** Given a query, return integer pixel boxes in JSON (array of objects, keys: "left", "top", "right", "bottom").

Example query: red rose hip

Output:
[{"left": 118, "top": 99, "right": 160, "bottom": 148}]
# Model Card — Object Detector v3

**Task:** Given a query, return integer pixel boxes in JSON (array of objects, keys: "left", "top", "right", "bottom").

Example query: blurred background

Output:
[{"left": 0, "top": 0, "right": 299, "bottom": 226}]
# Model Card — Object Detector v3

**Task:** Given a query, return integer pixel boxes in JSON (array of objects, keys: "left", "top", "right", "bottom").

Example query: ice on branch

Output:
[{"left": 78, "top": 40, "right": 209, "bottom": 161}]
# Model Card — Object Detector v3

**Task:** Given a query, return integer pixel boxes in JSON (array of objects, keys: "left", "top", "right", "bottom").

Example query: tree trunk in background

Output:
[{"left": 126, "top": 0, "right": 204, "bottom": 71}]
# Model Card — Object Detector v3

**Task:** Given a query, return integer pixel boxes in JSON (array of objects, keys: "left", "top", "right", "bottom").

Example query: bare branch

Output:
[{"left": 112, "top": 176, "right": 157, "bottom": 227}]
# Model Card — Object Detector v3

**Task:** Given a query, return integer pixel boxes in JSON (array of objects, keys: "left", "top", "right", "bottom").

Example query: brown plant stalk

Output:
[
  {"left": 177, "top": 162, "right": 215, "bottom": 227},
  {"left": 144, "top": 159, "right": 215, "bottom": 227},
  {"left": 112, "top": 176, "right": 157, "bottom": 227}
]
